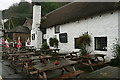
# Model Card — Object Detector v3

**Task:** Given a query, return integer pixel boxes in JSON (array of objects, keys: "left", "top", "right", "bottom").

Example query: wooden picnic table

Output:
[
  {"left": 58, "top": 52, "right": 79, "bottom": 59},
  {"left": 9, "top": 52, "right": 35, "bottom": 64},
  {"left": 94, "top": 54, "right": 106, "bottom": 62},
  {"left": 31, "top": 55, "right": 52, "bottom": 60},
  {"left": 9, "top": 52, "right": 35, "bottom": 55},
  {"left": 33, "top": 59, "right": 78, "bottom": 79},
  {"left": 79, "top": 54, "right": 106, "bottom": 71},
  {"left": 51, "top": 48, "right": 60, "bottom": 53},
  {"left": 15, "top": 55, "right": 52, "bottom": 70}
]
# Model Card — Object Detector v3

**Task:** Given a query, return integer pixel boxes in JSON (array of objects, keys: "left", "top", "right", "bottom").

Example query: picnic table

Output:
[
  {"left": 79, "top": 66, "right": 120, "bottom": 78},
  {"left": 58, "top": 52, "right": 79, "bottom": 59},
  {"left": 31, "top": 55, "right": 52, "bottom": 61},
  {"left": 12, "top": 55, "right": 52, "bottom": 72},
  {"left": 9, "top": 52, "right": 35, "bottom": 56},
  {"left": 79, "top": 54, "right": 106, "bottom": 71},
  {"left": 9, "top": 52, "right": 35, "bottom": 64},
  {"left": 32, "top": 59, "right": 78, "bottom": 79},
  {"left": 26, "top": 45, "right": 35, "bottom": 51},
  {"left": 51, "top": 48, "right": 60, "bottom": 53}
]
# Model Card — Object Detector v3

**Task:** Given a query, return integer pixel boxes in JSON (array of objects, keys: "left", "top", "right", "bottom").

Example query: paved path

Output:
[{"left": 1, "top": 60, "right": 29, "bottom": 79}]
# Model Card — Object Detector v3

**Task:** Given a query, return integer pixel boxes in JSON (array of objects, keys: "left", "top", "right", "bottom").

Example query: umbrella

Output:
[
  {"left": 5, "top": 39, "right": 9, "bottom": 48},
  {"left": 17, "top": 36, "right": 22, "bottom": 48}
]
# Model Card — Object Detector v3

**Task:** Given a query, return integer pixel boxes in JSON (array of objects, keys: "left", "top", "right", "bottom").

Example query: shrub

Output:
[
  {"left": 49, "top": 37, "right": 58, "bottom": 48},
  {"left": 78, "top": 33, "right": 91, "bottom": 55},
  {"left": 113, "top": 44, "right": 120, "bottom": 59},
  {"left": 41, "top": 42, "right": 49, "bottom": 50}
]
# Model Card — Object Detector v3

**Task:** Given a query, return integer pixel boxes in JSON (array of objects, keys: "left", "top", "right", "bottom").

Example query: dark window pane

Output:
[
  {"left": 74, "top": 38, "right": 80, "bottom": 49},
  {"left": 32, "top": 34, "right": 35, "bottom": 40},
  {"left": 59, "top": 33, "right": 67, "bottom": 43},
  {"left": 95, "top": 37, "right": 107, "bottom": 51}
]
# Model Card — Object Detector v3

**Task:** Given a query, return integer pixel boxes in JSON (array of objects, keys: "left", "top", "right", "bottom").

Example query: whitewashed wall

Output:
[{"left": 44, "top": 11, "right": 119, "bottom": 60}]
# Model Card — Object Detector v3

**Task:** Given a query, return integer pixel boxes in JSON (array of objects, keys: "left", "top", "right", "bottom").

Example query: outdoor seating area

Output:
[{"left": 2, "top": 46, "right": 118, "bottom": 80}]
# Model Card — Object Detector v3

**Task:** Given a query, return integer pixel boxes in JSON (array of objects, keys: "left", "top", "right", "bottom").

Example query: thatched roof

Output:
[
  {"left": 40, "top": 2, "right": 117, "bottom": 28},
  {"left": 7, "top": 25, "right": 30, "bottom": 34}
]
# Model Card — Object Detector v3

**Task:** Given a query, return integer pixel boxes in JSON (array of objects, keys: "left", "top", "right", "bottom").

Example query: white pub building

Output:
[{"left": 31, "top": 2, "right": 120, "bottom": 61}]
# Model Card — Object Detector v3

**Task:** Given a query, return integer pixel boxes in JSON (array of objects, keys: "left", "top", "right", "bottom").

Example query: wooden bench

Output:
[{"left": 51, "top": 70, "right": 84, "bottom": 80}]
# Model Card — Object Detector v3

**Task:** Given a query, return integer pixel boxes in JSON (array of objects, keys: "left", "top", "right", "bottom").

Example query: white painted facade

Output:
[
  {"left": 44, "top": 11, "right": 119, "bottom": 60},
  {"left": 31, "top": 5, "right": 42, "bottom": 50}
]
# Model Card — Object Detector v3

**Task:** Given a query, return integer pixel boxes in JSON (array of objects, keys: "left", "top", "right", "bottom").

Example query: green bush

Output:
[
  {"left": 113, "top": 44, "right": 120, "bottom": 59},
  {"left": 41, "top": 42, "right": 49, "bottom": 50},
  {"left": 78, "top": 33, "right": 91, "bottom": 55},
  {"left": 49, "top": 37, "right": 58, "bottom": 48}
]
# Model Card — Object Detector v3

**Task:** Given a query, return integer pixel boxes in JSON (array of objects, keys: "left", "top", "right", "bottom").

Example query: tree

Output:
[
  {"left": 40, "top": 2, "right": 68, "bottom": 16},
  {"left": 2, "top": 2, "right": 68, "bottom": 29}
]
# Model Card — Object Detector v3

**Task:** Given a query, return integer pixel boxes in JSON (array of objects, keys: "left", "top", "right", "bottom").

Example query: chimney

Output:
[
  {"left": 31, "top": 5, "right": 42, "bottom": 50},
  {"left": 32, "top": 5, "right": 41, "bottom": 29}
]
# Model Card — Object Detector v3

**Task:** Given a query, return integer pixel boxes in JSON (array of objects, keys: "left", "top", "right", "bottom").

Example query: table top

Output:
[
  {"left": 80, "top": 66, "right": 120, "bottom": 78},
  {"left": 80, "top": 54, "right": 95, "bottom": 59},
  {"left": 19, "top": 58, "right": 33, "bottom": 62},
  {"left": 95, "top": 54, "right": 106, "bottom": 57},
  {"left": 33, "top": 59, "right": 78, "bottom": 73},
  {"left": 9, "top": 52, "right": 35, "bottom": 56},
  {"left": 31, "top": 55, "right": 52, "bottom": 60}
]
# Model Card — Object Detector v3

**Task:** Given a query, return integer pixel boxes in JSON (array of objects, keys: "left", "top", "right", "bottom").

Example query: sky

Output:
[{"left": 0, "top": 0, "right": 31, "bottom": 11}]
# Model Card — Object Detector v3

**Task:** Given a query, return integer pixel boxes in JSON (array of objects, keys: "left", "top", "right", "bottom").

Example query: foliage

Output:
[
  {"left": 4, "top": 17, "right": 26, "bottom": 30},
  {"left": 3, "top": 2, "right": 32, "bottom": 30},
  {"left": 113, "top": 43, "right": 120, "bottom": 59},
  {"left": 41, "top": 42, "right": 49, "bottom": 50},
  {"left": 78, "top": 33, "right": 91, "bottom": 55},
  {"left": 40, "top": 2, "right": 68, "bottom": 16},
  {"left": 49, "top": 37, "right": 59, "bottom": 48},
  {"left": 78, "top": 33, "right": 91, "bottom": 46},
  {"left": 3, "top": 2, "right": 32, "bottom": 18},
  {"left": 6, "top": 37, "right": 10, "bottom": 42},
  {"left": 79, "top": 46, "right": 88, "bottom": 55},
  {"left": 2, "top": 2, "right": 68, "bottom": 30}
]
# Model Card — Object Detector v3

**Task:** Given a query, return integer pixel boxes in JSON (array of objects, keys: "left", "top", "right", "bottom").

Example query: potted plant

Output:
[
  {"left": 41, "top": 42, "right": 49, "bottom": 50},
  {"left": 78, "top": 33, "right": 91, "bottom": 56},
  {"left": 49, "top": 37, "right": 59, "bottom": 48},
  {"left": 111, "top": 43, "right": 120, "bottom": 66}
]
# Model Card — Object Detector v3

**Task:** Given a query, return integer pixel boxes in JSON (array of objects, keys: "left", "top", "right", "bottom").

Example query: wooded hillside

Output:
[{"left": 2, "top": 2, "right": 68, "bottom": 30}]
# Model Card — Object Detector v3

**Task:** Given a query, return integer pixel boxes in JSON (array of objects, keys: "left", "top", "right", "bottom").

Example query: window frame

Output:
[
  {"left": 74, "top": 38, "right": 80, "bottom": 49},
  {"left": 32, "top": 34, "right": 35, "bottom": 40},
  {"left": 55, "top": 25, "right": 60, "bottom": 33},
  {"left": 59, "top": 33, "right": 68, "bottom": 43},
  {"left": 95, "top": 37, "right": 107, "bottom": 51}
]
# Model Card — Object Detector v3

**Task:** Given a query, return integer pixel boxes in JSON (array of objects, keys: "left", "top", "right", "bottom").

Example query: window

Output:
[
  {"left": 55, "top": 25, "right": 60, "bottom": 33},
  {"left": 95, "top": 37, "right": 107, "bottom": 51},
  {"left": 59, "top": 33, "right": 67, "bottom": 43},
  {"left": 32, "top": 34, "right": 35, "bottom": 40},
  {"left": 74, "top": 38, "right": 80, "bottom": 49}
]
